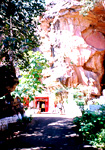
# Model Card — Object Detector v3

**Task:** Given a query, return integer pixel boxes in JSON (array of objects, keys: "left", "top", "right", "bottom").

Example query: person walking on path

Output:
[{"left": 57, "top": 101, "right": 63, "bottom": 114}]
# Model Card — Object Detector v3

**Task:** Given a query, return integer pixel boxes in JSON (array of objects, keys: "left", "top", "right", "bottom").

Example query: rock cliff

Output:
[{"left": 39, "top": 0, "right": 105, "bottom": 97}]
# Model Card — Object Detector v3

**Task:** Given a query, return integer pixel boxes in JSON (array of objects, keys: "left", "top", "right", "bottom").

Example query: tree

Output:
[
  {"left": 12, "top": 51, "right": 49, "bottom": 103},
  {"left": 0, "top": 0, "right": 45, "bottom": 69}
]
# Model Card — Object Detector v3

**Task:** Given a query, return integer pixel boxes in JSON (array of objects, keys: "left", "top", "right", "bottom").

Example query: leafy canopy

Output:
[
  {"left": 0, "top": 0, "right": 45, "bottom": 69},
  {"left": 12, "top": 51, "right": 49, "bottom": 102}
]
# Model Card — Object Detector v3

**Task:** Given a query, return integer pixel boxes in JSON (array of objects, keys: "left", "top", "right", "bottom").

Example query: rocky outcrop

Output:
[
  {"left": 83, "top": 51, "right": 105, "bottom": 94},
  {"left": 39, "top": 0, "right": 105, "bottom": 96},
  {"left": 81, "top": 3, "right": 105, "bottom": 50},
  {"left": 82, "top": 27, "right": 105, "bottom": 50}
]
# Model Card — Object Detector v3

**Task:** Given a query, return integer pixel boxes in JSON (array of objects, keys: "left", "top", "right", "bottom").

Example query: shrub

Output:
[
  {"left": 73, "top": 106, "right": 105, "bottom": 149},
  {"left": 90, "top": 129, "right": 105, "bottom": 149}
]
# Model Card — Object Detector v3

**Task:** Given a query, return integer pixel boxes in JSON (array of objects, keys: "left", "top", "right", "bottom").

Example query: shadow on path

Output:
[{"left": 0, "top": 116, "right": 98, "bottom": 150}]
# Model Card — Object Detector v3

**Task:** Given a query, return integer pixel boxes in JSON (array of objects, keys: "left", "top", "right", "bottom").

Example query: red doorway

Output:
[{"left": 35, "top": 97, "right": 49, "bottom": 112}]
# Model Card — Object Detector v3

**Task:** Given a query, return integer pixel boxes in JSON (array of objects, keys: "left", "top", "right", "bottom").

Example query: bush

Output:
[
  {"left": 73, "top": 106, "right": 105, "bottom": 149},
  {"left": 17, "top": 116, "right": 32, "bottom": 124},
  {"left": 90, "top": 129, "right": 105, "bottom": 149}
]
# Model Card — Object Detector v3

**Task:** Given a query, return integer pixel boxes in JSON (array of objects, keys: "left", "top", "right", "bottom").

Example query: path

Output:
[{"left": 0, "top": 114, "right": 98, "bottom": 150}]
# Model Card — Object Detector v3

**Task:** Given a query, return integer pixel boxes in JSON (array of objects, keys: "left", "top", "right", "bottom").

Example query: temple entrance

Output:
[
  {"left": 37, "top": 101, "right": 45, "bottom": 112},
  {"left": 35, "top": 97, "right": 49, "bottom": 112}
]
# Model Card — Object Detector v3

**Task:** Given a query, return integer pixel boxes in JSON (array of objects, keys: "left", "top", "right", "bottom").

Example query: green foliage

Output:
[
  {"left": 0, "top": 0, "right": 45, "bottom": 69},
  {"left": 12, "top": 51, "right": 49, "bottom": 102},
  {"left": 90, "top": 129, "right": 105, "bottom": 149},
  {"left": 80, "top": 0, "right": 104, "bottom": 16},
  {"left": 68, "top": 86, "right": 86, "bottom": 106},
  {"left": 73, "top": 106, "right": 105, "bottom": 149},
  {"left": 17, "top": 116, "right": 32, "bottom": 124}
]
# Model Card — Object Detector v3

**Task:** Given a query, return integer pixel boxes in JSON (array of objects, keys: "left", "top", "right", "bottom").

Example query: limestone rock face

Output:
[
  {"left": 80, "top": 4, "right": 105, "bottom": 50},
  {"left": 82, "top": 27, "right": 105, "bottom": 50},
  {"left": 39, "top": 0, "right": 105, "bottom": 96},
  {"left": 83, "top": 51, "right": 105, "bottom": 94}
]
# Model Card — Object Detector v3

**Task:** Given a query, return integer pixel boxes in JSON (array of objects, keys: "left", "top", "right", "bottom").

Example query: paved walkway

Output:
[{"left": 0, "top": 114, "right": 98, "bottom": 150}]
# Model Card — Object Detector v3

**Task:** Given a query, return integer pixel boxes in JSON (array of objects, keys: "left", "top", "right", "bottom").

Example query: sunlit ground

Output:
[{"left": 14, "top": 116, "right": 97, "bottom": 150}]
